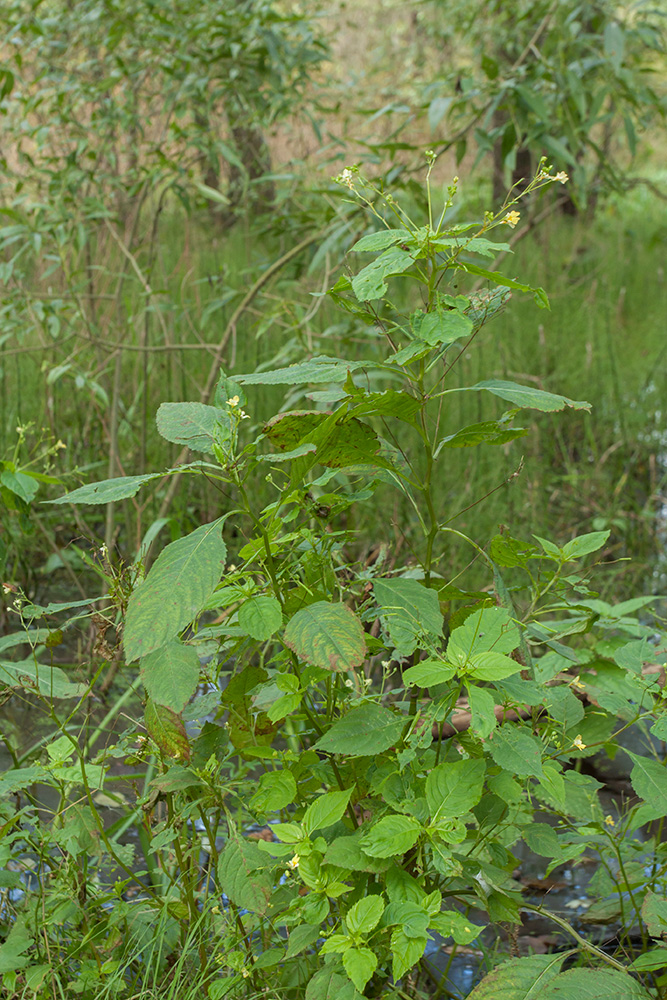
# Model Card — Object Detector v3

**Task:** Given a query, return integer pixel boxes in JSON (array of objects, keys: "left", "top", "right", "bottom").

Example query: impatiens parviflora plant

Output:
[{"left": 4, "top": 160, "right": 667, "bottom": 1000}]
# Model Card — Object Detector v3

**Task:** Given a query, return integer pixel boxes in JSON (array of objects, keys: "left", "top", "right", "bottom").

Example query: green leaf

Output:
[
  {"left": 284, "top": 602, "right": 366, "bottom": 671},
  {"left": 217, "top": 831, "right": 272, "bottom": 916},
  {"left": 489, "top": 728, "right": 543, "bottom": 778},
  {"left": 540, "top": 968, "right": 652, "bottom": 999},
  {"left": 468, "top": 379, "right": 590, "bottom": 412},
  {"left": 302, "top": 788, "right": 353, "bottom": 836},
  {"left": 402, "top": 658, "right": 456, "bottom": 687},
  {"left": 124, "top": 520, "right": 226, "bottom": 662},
  {"left": 373, "top": 578, "right": 443, "bottom": 656},
  {"left": 468, "top": 954, "right": 567, "bottom": 999},
  {"left": 561, "top": 531, "right": 610, "bottom": 561},
  {"left": 140, "top": 641, "right": 200, "bottom": 713},
  {"left": 351, "top": 247, "right": 414, "bottom": 301},
  {"left": 439, "top": 418, "right": 526, "bottom": 449},
  {"left": 628, "top": 752, "right": 667, "bottom": 820},
  {"left": 351, "top": 228, "right": 411, "bottom": 252},
  {"left": 459, "top": 262, "right": 549, "bottom": 308},
  {"left": 426, "top": 758, "right": 485, "bottom": 822},
  {"left": 238, "top": 595, "right": 282, "bottom": 641},
  {"left": 46, "top": 473, "right": 162, "bottom": 505},
  {"left": 306, "top": 969, "right": 359, "bottom": 1000},
  {"left": 346, "top": 895, "right": 385, "bottom": 936},
  {"left": 429, "top": 910, "right": 483, "bottom": 945},
  {"left": 1, "top": 469, "right": 39, "bottom": 503},
  {"left": 523, "top": 823, "right": 561, "bottom": 859},
  {"left": 629, "top": 945, "right": 667, "bottom": 971},
  {"left": 343, "top": 947, "right": 377, "bottom": 992},
  {"left": 285, "top": 924, "right": 321, "bottom": 959},
  {"left": 0, "top": 657, "right": 87, "bottom": 699},
  {"left": 314, "top": 703, "right": 404, "bottom": 757},
  {"left": 144, "top": 699, "right": 191, "bottom": 761},
  {"left": 0, "top": 766, "right": 48, "bottom": 796},
  {"left": 390, "top": 927, "right": 427, "bottom": 982},
  {"left": 249, "top": 769, "right": 297, "bottom": 815},
  {"left": 156, "top": 402, "right": 223, "bottom": 452},
  {"left": 468, "top": 685, "right": 497, "bottom": 738},
  {"left": 360, "top": 815, "right": 421, "bottom": 858},
  {"left": 467, "top": 650, "right": 522, "bottom": 680},
  {"left": 237, "top": 355, "right": 369, "bottom": 386},
  {"left": 411, "top": 308, "right": 473, "bottom": 346},
  {"left": 264, "top": 411, "right": 380, "bottom": 467},
  {"left": 447, "top": 607, "right": 519, "bottom": 668},
  {"left": 642, "top": 889, "right": 667, "bottom": 937}
]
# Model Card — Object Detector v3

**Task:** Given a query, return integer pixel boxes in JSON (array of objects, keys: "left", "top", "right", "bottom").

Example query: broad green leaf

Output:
[
  {"left": 346, "top": 895, "right": 385, "bottom": 936},
  {"left": 0, "top": 658, "right": 86, "bottom": 699},
  {"left": 0, "top": 766, "right": 48, "bottom": 796},
  {"left": 306, "top": 969, "right": 359, "bottom": 1000},
  {"left": 468, "top": 684, "right": 497, "bottom": 738},
  {"left": 284, "top": 602, "right": 366, "bottom": 671},
  {"left": 382, "top": 901, "right": 430, "bottom": 936},
  {"left": 429, "top": 910, "right": 483, "bottom": 945},
  {"left": 238, "top": 595, "right": 282, "bottom": 641},
  {"left": 360, "top": 815, "right": 421, "bottom": 858},
  {"left": 302, "top": 788, "right": 353, "bottom": 836},
  {"left": 285, "top": 924, "right": 321, "bottom": 959},
  {"left": 264, "top": 411, "right": 380, "bottom": 467},
  {"left": 457, "top": 262, "right": 549, "bottom": 308},
  {"left": 642, "top": 889, "right": 667, "bottom": 937},
  {"left": 346, "top": 390, "right": 421, "bottom": 425},
  {"left": 412, "top": 308, "right": 473, "bottom": 346},
  {"left": 447, "top": 607, "right": 519, "bottom": 668},
  {"left": 249, "top": 769, "right": 297, "bottom": 815},
  {"left": 390, "top": 927, "right": 427, "bottom": 982},
  {"left": 1, "top": 469, "right": 39, "bottom": 503},
  {"left": 439, "top": 418, "right": 526, "bottom": 449},
  {"left": 217, "top": 833, "right": 272, "bottom": 916},
  {"left": 46, "top": 473, "right": 162, "bottom": 505},
  {"left": 467, "top": 954, "right": 566, "bottom": 999},
  {"left": 144, "top": 699, "right": 191, "bottom": 761},
  {"left": 140, "top": 641, "right": 200, "bottom": 713},
  {"left": 124, "top": 520, "right": 226, "bottom": 662},
  {"left": 373, "top": 578, "right": 443, "bottom": 656},
  {"left": 237, "top": 356, "right": 369, "bottom": 386},
  {"left": 352, "top": 247, "right": 414, "bottom": 301},
  {"left": 467, "top": 650, "right": 522, "bottom": 680},
  {"left": 426, "top": 759, "right": 485, "bottom": 822},
  {"left": 351, "top": 228, "right": 411, "bottom": 252},
  {"left": 629, "top": 945, "right": 667, "bottom": 971},
  {"left": 540, "top": 968, "right": 652, "bottom": 999},
  {"left": 561, "top": 530, "right": 610, "bottom": 561},
  {"left": 628, "top": 752, "right": 667, "bottom": 819},
  {"left": 156, "top": 402, "right": 223, "bottom": 452},
  {"left": 523, "top": 823, "right": 561, "bottom": 859},
  {"left": 402, "top": 658, "right": 456, "bottom": 687},
  {"left": 343, "top": 947, "right": 377, "bottom": 992},
  {"left": 314, "top": 703, "right": 404, "bottom": 757},
  {"left": 468, "top": 379, "right": 590, "bottom": 412},
  {"left": 489, "top": 728, "right": 543, "bottom": 778},
  {"left": 324, "top": 832, "right": 390, "bottom": 874}
]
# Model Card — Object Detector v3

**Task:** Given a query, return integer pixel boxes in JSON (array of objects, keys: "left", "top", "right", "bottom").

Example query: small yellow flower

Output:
[
  {"left": 226, "top": 395, "right": 240, "bottom": 408},
  {"left": 211, "top": 905, "right": 221, "bottom": 915},
  {"left": 241, "top": 968, "right": 250, "bottom": 978},
  {"left": 573, "top": 734, "right": 587, "bottom": 751},
  {"left": 604, "top": 815, "right": 615, "bottom": 828},
  {"left": 570, "top": 677, "right": 586, "bottom": 690},
  {"left": 502, "top": 210, "right": 521, "bottom": 228},
  {"left": 555, "top": 171, "right": 569, "bottom": 184},
  {"left": 287, "top": 854, "right": 300, "bottom": 870},
  {"left": 55, "top": 439, "right": 66, "bottom": 450}
]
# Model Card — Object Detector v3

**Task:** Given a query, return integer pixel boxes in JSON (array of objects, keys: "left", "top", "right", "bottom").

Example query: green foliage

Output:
[
  {"left": 422, "top": 0, "right": 665, "bottom": 207},
  {"left": 2, "top": 163, "right": 667, "bottom": 1000}
]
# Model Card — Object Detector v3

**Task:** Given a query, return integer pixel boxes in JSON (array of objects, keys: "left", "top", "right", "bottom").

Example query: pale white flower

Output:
[
  {"left": 572, "top": 734, "right": 586, "bottom": 751},
  {"left": 555, "top": 171, "right": 569, "bottom": 184}
]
